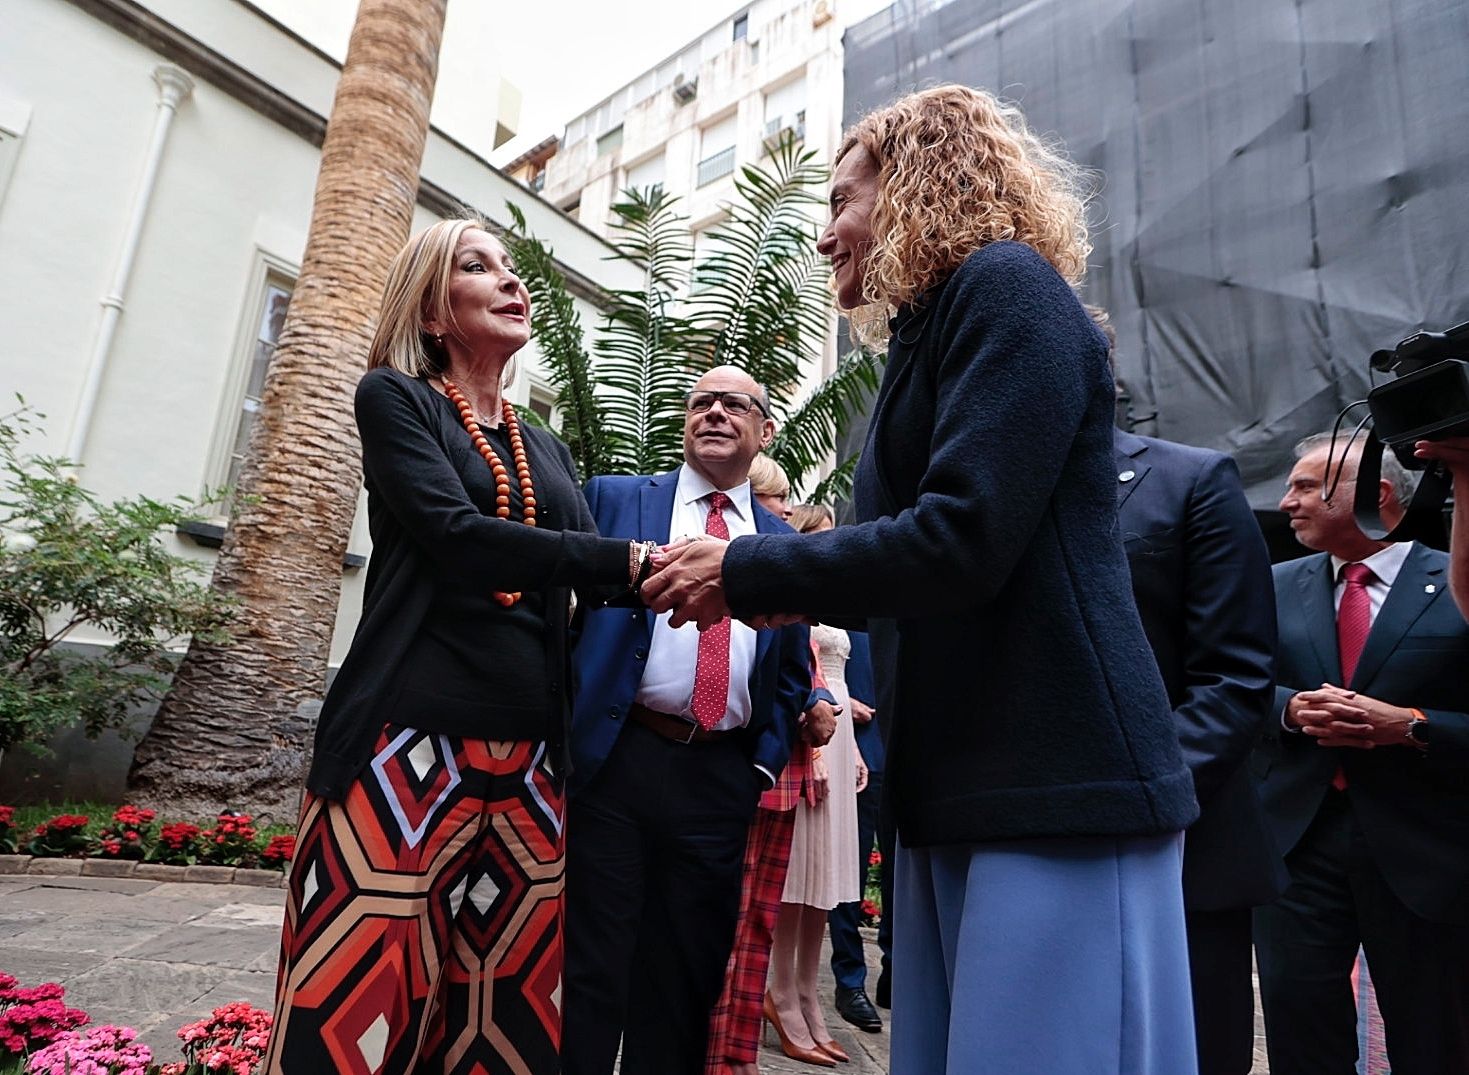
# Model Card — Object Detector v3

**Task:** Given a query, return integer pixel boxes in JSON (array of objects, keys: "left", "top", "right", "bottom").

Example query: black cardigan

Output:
[
  {"left": 723, "top": 242, "right": 1199, "bottom": 846},
  {"left": 305, "top": 368, "right": 629, "bottom": 799}
]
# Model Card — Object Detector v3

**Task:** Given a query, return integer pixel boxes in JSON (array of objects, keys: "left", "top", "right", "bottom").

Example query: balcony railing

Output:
[{"left": 696, "top": 146, "right": 737, "bottom": 187}]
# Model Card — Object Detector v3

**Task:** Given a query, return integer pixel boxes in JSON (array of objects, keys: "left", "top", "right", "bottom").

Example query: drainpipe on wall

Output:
[{"left": 66, "top": 64, "right": 195, "bottom": 461}]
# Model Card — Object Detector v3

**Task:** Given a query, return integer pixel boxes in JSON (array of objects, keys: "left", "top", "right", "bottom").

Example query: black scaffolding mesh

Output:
[{"left": 840, "top": 0, "right": 1469, "bottom": 507}]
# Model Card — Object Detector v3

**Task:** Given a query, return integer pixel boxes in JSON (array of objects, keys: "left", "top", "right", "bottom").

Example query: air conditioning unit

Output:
[{"left": 673, "top": 75, "right": 699, "bottom": 104}]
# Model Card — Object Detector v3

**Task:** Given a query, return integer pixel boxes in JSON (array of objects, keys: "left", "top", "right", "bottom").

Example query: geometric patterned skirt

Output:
[{"left": 263, "top": 726, "right": 565, "bottom": 1075}]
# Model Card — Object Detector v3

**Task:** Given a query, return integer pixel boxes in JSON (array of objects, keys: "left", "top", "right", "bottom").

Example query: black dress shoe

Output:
[
  {"left": 834, "top": 987, "right": 883, "bottom": 1032},
  {"left": 873, "top": 969, "right": 891, "bottom": 1010}
]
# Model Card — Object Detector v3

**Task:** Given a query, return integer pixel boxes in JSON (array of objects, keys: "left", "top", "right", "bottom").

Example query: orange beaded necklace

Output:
[{"left": 441, "top": 377, "right": 537, "bottom": 607}]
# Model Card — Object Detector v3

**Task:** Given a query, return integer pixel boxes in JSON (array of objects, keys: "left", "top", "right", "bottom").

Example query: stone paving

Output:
[
  {"left": 0, "top": 872, "right": 888, "bottom": 1073},
  {"left": 0, "top": 871, "right": 1280, "bottom": 1072}
]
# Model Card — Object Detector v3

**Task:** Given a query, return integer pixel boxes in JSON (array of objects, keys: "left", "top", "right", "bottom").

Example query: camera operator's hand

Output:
[
  {"left": 1414, "top": 436, "right": 1469, "bottom": 479},
  {"left": 1417, "top": 437, "right": 1469, "bottom": 621}
]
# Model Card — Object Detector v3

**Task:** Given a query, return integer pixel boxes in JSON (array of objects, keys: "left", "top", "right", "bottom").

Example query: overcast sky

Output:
[{"left": 250, "top": 0, "right": 892, "bottom": 166}]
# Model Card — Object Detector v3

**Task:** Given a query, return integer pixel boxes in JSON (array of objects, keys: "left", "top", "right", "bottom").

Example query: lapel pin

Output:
[
  {"left": 1426, "top": 584, "right": 1437, "bottom": 594},
  {"left": 1119, "top": 470, "right": 1136, "bottom": 483}
]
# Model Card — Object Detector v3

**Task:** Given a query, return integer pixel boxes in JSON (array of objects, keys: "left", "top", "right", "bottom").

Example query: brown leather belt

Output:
[{"left": 629, "top": 703, "right": 737, "bottom": 744}]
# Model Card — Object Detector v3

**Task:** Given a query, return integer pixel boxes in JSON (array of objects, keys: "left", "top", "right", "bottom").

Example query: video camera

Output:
[{"left": 1350, "top": 319, "right": 1469, "bottom": 541}]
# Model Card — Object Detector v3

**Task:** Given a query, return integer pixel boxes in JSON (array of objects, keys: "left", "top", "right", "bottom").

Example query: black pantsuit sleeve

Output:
[{"left": 356, "top": 368, "right": 627, "bottom": 593}]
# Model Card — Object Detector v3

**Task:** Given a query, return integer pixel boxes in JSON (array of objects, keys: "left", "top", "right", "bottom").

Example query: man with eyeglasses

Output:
[{"left": 561, "top": 365, "right": 819, "bottom": 1075}]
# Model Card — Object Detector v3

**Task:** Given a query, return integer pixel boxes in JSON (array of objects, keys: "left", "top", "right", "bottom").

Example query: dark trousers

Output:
[
  {"left": 562, "top": 721, "right": 760, "bottom": 1075},
  {"left": 1185, "top": 906, "right": 1254, "bottom": 1075},
  {"left": 829, "top": 770, "right": 893, "bottom": 991},
  {"left": 1253, "top": 789, "right": 1469, "bottom": 1075}
]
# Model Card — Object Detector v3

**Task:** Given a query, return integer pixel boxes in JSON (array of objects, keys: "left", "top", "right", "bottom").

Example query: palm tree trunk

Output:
[{"left": 128, "top": 0, "right": 448, "bottom": 820}]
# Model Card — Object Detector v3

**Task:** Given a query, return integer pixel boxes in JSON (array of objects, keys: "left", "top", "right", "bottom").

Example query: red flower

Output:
[
  {"left": 160, "top": 822, "right": 201, "bottom": 848},
  {"left": 261, "top": 835, "right": 296, "bottom": 865},
  {"left": 868, "top": 849, "right": 882, "bottom": 867},
  {"left": 0, "top": 805, "right": 13, "bottom": 825}
]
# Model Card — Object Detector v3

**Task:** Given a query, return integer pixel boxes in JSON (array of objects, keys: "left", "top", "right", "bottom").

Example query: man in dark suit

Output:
[
  {"left": 561, "top": 365, "right": 811, "bottom": 1075},
  {"left": 1114, "top": 428, "right": 1286, "bottom": 1075},
  {"left": 1254, "top": 431, "right": 1469, "bottom": 1074}
]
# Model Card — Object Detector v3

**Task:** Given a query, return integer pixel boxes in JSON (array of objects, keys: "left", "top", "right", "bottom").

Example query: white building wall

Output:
[
  {"left": 539, "top": 0, "right": 846, "bottom": 444},
  {"left": 0, "top": 0, "right": 636, "bottom": 666}
]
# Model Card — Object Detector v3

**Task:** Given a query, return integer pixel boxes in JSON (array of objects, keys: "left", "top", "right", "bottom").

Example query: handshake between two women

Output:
[{"left": 641, "top": 534, "right": 810, "bottom": 632}]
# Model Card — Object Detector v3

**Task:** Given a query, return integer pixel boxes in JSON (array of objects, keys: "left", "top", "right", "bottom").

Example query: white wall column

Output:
[{"left": 66, "top": 64, "right": 194, "bottom": 461}]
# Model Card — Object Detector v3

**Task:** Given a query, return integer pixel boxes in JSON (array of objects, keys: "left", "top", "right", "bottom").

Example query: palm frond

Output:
[
  {"left": 595, "top": 188, "right": 697, "bottom": 474},
  {"left": 686, "top": 133, "right": 830, "bottom": 408},
  {"left": 768, "top": 347, "right": 881, "bottom": 491},
  {"left": 804, "top": 452, "right": 861, "bottom": 505}
]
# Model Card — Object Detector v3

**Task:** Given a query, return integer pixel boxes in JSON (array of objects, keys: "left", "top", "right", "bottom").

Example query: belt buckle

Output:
[{"left": 672, "top": 714, "right": 699, "bottom": 744}]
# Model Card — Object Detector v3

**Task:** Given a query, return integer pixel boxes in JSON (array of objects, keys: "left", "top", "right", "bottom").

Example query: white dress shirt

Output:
[
  {"left": 1328, "top": 541, "right": 1412, "bottom": 622},
  {"left": 634, "top": 467, "right": 758, "bottom": 731}
]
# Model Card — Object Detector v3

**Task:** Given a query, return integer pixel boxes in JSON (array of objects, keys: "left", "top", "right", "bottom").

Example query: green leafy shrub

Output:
[{"left": 0, "top": 404, "right": 236, "bottom": 753}]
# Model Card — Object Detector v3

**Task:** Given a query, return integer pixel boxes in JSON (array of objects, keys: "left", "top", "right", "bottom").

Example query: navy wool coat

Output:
[{"left": 723, "top": 242, "right": 1199, "bottom": 847}]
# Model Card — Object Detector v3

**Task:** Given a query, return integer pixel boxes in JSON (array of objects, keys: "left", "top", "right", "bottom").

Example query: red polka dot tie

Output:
[
  {"left": 690, "top": 492, "right": 732, "bottom": 731},
  {"left": 1332, "top": 562, "right": 1374, "bottom": 791}
]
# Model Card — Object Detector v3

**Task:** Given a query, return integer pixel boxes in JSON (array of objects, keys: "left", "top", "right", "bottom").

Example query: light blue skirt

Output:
[{"left": 890, "top": 831, "right": 1197, "bottom": 1075}]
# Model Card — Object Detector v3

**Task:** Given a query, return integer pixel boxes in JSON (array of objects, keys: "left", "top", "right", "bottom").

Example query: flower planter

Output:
[{"left": 0, "top": 855, "right": 286, "bottom": 888}]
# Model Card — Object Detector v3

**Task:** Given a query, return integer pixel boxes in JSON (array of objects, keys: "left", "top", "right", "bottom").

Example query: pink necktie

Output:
[
  {"left": 689, "top": 492, "right": 732, "bottom": 731},
  {"left": 1337, "top": 563, "right": 1374, "bottom": 686},
  {"left": 1332, "top": 562, "right": 1374, "bottom": 791}
]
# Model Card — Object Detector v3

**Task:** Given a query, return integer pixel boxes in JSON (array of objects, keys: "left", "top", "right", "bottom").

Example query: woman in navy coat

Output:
[{"left": 644, "top": 85, "right": 1200, "bottom": 1074}]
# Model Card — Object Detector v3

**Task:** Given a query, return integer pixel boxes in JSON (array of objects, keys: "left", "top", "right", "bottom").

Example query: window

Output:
[
  {"left": 596, "top": 125, "right": 624, "bottom": 158},
  {"left": 0, "top": 95, "right": 31, "bottom": 208},
  {"left": 528, "top": 386, "right": 556, "bottom": 424},
  {"left": 733, "top": 13, "right": 749, "bottom": 41},
  {"left": 690, "top": 227, "right": 717, "bottom": 292},
  {"left": 763, "top": 77, "right": 807, "bottom": 145},
  {"left": 224, "top": 278, "right": 292, "bottom": 494},
  {"left": 697, "top": 115, "right": 739, "bottom": 188},
  {"left": 624, "top": 152, "right": 666, "bottom": 197}
]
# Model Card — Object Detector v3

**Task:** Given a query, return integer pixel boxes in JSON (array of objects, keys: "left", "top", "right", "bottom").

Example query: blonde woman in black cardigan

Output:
[{"left": 265, "top": 217, "right": 649, "bottom": 1075}]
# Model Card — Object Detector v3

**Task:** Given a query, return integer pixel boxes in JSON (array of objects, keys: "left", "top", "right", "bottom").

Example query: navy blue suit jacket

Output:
[
  {"left": 1116, "top": 431, "right": 1287, "bottom": 910},
  {"left": 569, "top": 468, "right": 809, "bottom": 796},
  {"left": 844, "top": 632, "right": 884, "bottom": 773},
  {"left": 1255, "top": 542, "right": 1469, "bottom": 923}
]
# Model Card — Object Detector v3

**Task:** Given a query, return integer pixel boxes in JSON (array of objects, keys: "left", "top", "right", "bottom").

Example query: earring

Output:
[{"left": 434, "top": 333, "right": 444, "bottom": 347}]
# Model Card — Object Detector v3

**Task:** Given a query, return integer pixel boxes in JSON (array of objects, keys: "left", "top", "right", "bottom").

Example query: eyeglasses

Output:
[{"left": 684, "top": 390, "right": 767, "bottom": 417}]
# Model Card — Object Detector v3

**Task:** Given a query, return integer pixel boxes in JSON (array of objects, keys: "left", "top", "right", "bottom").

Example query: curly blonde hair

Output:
[{"left": 838, "top": 85, "right": 1095, "bottom": 343}]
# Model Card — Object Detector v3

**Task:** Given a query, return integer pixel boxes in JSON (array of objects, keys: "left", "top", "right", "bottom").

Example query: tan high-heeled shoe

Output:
[
  {"left": 814, "top": 1037, "right": 851, "bottom": 1063},
  {"left": 764, "top": 992, "right": 836, "bottom": 1068}
]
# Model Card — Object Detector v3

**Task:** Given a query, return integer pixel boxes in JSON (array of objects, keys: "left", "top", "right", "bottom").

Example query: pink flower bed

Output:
[{"left": 0, "top": 972, "right": 273, "bottom": 1074}]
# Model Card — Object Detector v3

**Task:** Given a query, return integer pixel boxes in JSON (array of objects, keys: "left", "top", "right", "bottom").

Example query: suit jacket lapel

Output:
[
  {"left": 1295, "top": 555, "right": 1341, "bottom": 685},
  {"left": 1352, "top": 543, "right": 1445, "bottom": 691},
  {"left": 639, "top": 470, "right": 680, "bottom": 636},
  {"left": 1113, "top": 432, "right": 1152, "bottom": 511}
]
